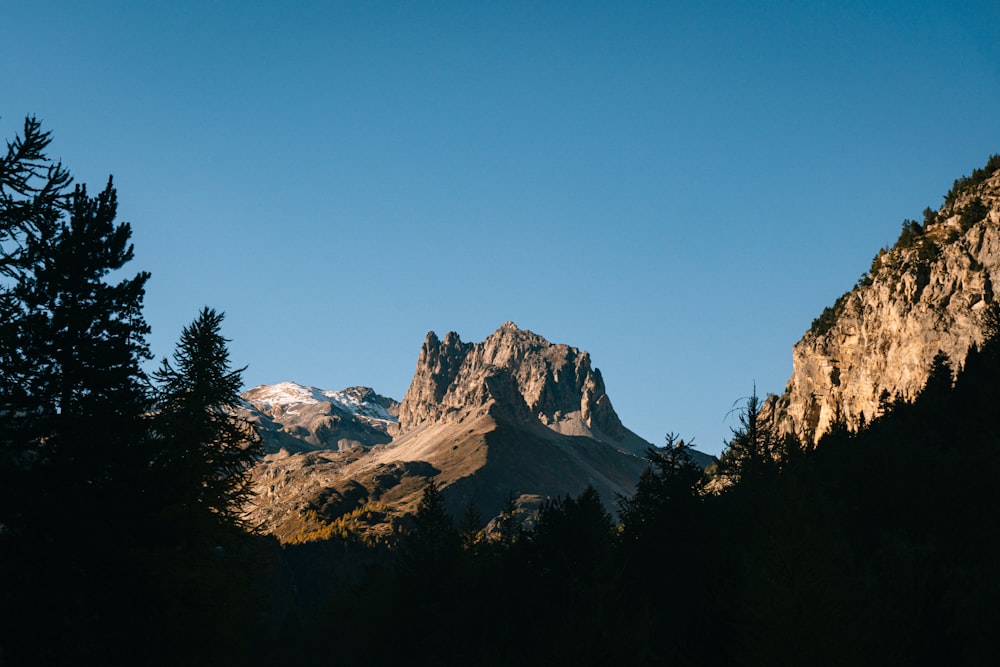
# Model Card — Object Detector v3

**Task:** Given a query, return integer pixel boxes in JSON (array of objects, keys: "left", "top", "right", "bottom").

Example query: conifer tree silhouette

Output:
[
  {"left": 153, "top": 307, "right": 262, "bottom": 536},
  {"left": 2, "top": 147, "right": 152, "bottom": 541}
]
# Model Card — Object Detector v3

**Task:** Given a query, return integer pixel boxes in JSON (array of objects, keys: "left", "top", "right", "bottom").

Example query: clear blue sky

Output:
[{"left": 5, "top": 1, "right": 999, "bottom": 455}]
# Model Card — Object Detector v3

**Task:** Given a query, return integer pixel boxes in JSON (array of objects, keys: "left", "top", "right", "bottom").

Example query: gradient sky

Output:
[{"left": 5, "top": 1, "right": 999, "bottom": 455}]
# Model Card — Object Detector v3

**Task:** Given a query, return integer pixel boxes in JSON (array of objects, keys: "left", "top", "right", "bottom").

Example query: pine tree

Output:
[
  {"left": 920, "top": 350, "right": 954, "bottom": 403},
  {"left": 1, "top": 117, "right": 74, "bottom": 537},
  {"left": 399, "top": 479, "right": 459, "bottom": 579},
  {"left": 458, "top": 499, "right": 484, "bottom": 551},
  {"left": 411, "top": 480, "right": 456, "bottom": 546},
  {"left": 152, "top": 307, "right": 261, "bottom": 535},
  {"left": 1, "top": 118, "right": 160, "bottom": 663},
  {"left": 496, "top": 490, "right": 521, "bottom": 549},
  {"left": 532, "top": 486, "right": 615, "bottom": 574},
  {"left": 618, "top": 433, "right": 703, "bottom": 544},
  {"left": 716, "top": 386, "right": 797, "bottom": 488},
  {"left": 2, "top": 158, "right": 152, "bottom": 541},
  {"left": 0, "top": 116, "right": 70, "bottom": 274}
]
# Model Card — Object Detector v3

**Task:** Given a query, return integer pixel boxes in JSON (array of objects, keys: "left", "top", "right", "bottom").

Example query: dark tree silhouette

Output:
[
  {"left": 618, "top": 433, "right": 703, "bottom": 544},
  {"left": 1, "top": 173, "right": 152, "bottom": 542},
  {"left": 0, "top": 116, "right": 71, "bottom": 274},
  {"left": 1, "top": 117, "right": 73, "bottom": 538},
  {"left": 0, "top": 117, "right": 277, "bottom": 667},
  {"left": 532, "top": 485, "right": 616, "bottom": 579},
  {"left": 716, "top": 385, "right": 798, "bottom": 487},
  {"left": 399, "top": 479, "right": 459, "bottom": 576},
  {"left": 920, "top": 350, "right": 954, "bottom": 404},
  {"left": 496, "top": 490, "right": 522, "bottom": 549},
  {"left": 413, "top": 480, "right": 453, "bottom": 538},
  {"left": 458, "top": 499, "right": 484, "bottom": 551},
  {"left": 0, "top": 117, "right": 161, "bottom": 665},
  {"left": 152, "top": 307, "right": 262, "bottom": 536}
]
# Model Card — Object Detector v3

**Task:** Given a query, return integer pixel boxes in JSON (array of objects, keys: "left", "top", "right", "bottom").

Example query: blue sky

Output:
[{"left": 5, "top": 1, "right": 999, "bottom": 455}]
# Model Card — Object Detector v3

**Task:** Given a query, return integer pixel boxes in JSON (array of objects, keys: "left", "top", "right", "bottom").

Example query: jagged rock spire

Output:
[{"left": 397, "top": 322, "right": 633, "bottom": 448}]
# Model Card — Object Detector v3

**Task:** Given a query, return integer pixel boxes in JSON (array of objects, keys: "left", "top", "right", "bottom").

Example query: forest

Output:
[{"left": 3, "top": 118, "right": 998, "bottom": 666}]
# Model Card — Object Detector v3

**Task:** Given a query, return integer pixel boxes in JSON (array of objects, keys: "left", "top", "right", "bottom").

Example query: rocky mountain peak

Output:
[
  {"left": 397, "top": 322, "right": 641, "bottom": 452},
  {"left": 246, "top": 323, "right": 662, "bottom": 541},
  {"left": 773, "top": 158, "right": 1000, "bottom": 442}
]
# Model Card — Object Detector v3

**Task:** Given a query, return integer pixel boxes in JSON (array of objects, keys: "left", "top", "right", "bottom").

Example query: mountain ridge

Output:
[
  {"left": 242, "top": 382, "right": 399, "bottom": 454},
  {"left": 242, "top": 322, "right": 688, "bottom": 542}
]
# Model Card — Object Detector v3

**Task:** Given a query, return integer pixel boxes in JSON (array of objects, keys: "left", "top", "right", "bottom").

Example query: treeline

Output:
[
  {"left": 4, "top": 119, "right": 999, "bottom": 666},
  {"left": 278, "top": 327, "right": 1000, "bottom": 666}
]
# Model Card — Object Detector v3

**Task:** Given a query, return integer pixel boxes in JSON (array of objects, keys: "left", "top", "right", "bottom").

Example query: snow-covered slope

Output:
[
  {"left": 246, "top": 381, "right": 398, "bottom": 424},
  {"left": 241, "top": 382, "right": 399, "bottom": 453}
]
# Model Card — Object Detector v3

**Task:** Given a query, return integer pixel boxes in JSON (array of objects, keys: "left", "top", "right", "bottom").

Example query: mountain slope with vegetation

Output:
[{"left": 772, "top": 155, "right": 1000, "bottom": 442}]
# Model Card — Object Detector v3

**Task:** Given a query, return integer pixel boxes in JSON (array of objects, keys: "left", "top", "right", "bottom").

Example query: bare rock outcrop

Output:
[
  {"left": 397, "top": 321, "right": 644, "bottom": 453},
  {"left": 773, "top": 160, "right": 1000, "bottom": 443}
]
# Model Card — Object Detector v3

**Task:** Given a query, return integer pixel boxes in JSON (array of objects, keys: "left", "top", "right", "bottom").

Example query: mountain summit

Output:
[
  {"left": 397, "top": 322, "right": 648, "bottom": 453},
  {"left": 244, "top": 323, "right": 669, "bottom": 542}
]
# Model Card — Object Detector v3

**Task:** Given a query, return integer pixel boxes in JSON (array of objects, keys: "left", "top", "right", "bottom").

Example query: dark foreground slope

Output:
[
  {"left": 275, "top": 320, "right": 1000, "bottom": 667},
  {"left": 12, "top": 326, "right": 997, "bottom": 666}
]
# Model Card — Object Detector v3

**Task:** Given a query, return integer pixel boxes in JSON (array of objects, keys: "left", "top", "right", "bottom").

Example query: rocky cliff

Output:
[
  {"left": 773, "top": 157, "right": 1000, "bottom": 443},
  {"left": 396, "top": 321, "right": 647, "bottom": 453}
]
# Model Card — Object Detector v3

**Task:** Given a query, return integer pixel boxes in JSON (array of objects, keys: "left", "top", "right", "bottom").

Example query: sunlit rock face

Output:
[
  {"left": 772, "top": 168, "right": 1000, "bottom": 443},
  {"left": 397, "top": 321, "right": 646, "bottom": 454}
]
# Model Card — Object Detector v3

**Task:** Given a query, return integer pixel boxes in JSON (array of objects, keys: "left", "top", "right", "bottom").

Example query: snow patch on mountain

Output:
[{"left": 244, "top": 381, "right": 398, "bottom": 424}]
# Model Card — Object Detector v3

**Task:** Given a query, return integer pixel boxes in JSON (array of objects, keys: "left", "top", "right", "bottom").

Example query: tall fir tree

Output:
[
  {"left": 458, "top": 500, "right": 485, "bottom": 551},
  {"left": 0, "top": 116, "right": 70, "bottom": 274},
  {"left": 1, "top": 124, "right": 152, "bottom": 541},
  {"left": 715, "top": 385, "right": 799, "bottom": 488},
  {"left": 152, "top": 307, "right": 261, "bottom": 536},
  {"left": 401, "top": 479, "right": 458, "bottom": 566},
  {"left": 0, "top": 118, "right": 161, "bottom": 664},
  {"left": 618, "top": 433, "right": 704, "bottom": 545},
  {"left": 1, "top": 116, "right": 73, "bottom": 538}
]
